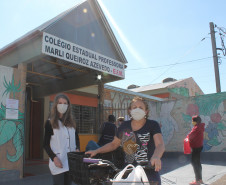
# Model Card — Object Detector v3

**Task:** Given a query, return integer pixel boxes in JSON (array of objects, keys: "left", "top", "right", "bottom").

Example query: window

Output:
[
  {"left": 49, "top": 102, "right": 97, "bottom": 134},
  {"left": 71, "top": 104, "right": 97, "bottom": 134}
]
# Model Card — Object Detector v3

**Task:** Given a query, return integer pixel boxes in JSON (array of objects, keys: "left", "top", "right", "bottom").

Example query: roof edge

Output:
[
  {"left": 0, "top": 30, "right": 42, "bottom": 58},
  {"left": 91, "top": 0, "right": 128, "bottom": 64},
  {"left": 104, "top": 84, "right": 163, "bottom": 101}
]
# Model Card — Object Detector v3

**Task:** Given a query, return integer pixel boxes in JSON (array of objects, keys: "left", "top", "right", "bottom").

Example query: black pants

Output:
[
  {"left": 191, "top": 147, "right": 203, "bottom": 181},
  {"left": 145, "top": 169, "right": 161, "bottom": 185},
  {"left": 52, "top": 171, "right": 72, "bottom": 185}
]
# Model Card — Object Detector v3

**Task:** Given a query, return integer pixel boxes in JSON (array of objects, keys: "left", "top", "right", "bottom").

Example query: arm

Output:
[
  {"left": 43, "top": 120, "right": 56, "bottom": 161},
  {"left": 85, "top": 136, "right": 121, "bottom": 157},
  {"left": 43, "top": 120, "right": 62, "bottom": 168},
  {"left": 151, "top": 133, "right": 165, "bottom": 172},
  {"left": 188, "top": 127, "right": 197, "bottom": 143},
  {"left": 113, "top": 124, "right": 117, "bottom": 136}
]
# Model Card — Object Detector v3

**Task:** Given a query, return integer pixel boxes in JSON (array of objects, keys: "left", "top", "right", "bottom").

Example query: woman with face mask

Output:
[
  {"left": 43, "top": 93, "right": 80, "bottom": 185},
  {"left": 86, "top": 96, "right": 165, "bottom": 184}
]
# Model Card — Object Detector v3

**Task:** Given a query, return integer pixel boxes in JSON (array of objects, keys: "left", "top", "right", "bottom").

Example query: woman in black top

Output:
[
  {"left": 86, "top": 96, "right": 165, "bottom": 184},
  {"left": 43, "top": 93, "right": 80, "bottom": 185}
]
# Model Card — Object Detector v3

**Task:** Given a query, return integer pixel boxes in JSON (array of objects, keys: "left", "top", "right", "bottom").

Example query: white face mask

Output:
[
  {"left": 130, "top": 108, "right": 146, "bottom": 121},
  {"left": 57, "top": 104, "right": 68, "bottom": 114}
]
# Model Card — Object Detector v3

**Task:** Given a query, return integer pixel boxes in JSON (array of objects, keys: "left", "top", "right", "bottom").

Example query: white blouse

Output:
[{"left": 49, "top": 120, "right": 76, "bottom": 175}]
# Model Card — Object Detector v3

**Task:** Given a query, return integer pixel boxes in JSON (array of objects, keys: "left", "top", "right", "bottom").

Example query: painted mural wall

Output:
[
  {"left": 105, "top": 89, "right": 226, "bottom": 152},
  {"left": 168, "top": 77, "right": 204, "bottom": 97},
  {"left": 150, "top": 93, "right": 226, "bottom": 152},
  {"left": 0, "top": 65, "right": 26, "bottom": 176}
]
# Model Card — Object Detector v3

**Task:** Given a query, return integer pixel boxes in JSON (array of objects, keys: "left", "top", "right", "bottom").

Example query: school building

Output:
[{"left": 0, "top": 0, "right": 162, "bottom": 179}]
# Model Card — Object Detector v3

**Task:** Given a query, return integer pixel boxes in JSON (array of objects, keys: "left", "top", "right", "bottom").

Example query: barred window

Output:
[
  {"left": 49, "top": 102, "right": 97, "bottom": 134},
  {"left": 71, "top": 104, "right": 97, "bottom": 134}
]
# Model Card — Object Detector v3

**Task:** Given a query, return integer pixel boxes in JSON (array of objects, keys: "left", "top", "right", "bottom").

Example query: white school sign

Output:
[{"left": 42, "top": 32, "right": 125, "bottom": 78}]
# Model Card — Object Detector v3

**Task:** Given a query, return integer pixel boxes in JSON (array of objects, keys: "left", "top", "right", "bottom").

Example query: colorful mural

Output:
[
  {"left": 0, "top": 103, "right": 24, "bottom": 161},
  {"left": 3, "top": 76, "right": 21, "bottom": 98},
  {"left": 104, "top": 87, "right": 226, "bottom": 153},
  {"left": 0, "top": 65, "right": 26, "bottom": 175},
  {"left": 168, "top": 77, "right": 204, "bottom": 97},
  {"left": 149, "top": 101, "right": 178, "bottom": 147},
  {"left": 168, "top": 87, "right": 189, "bottom": 97},
  {"left": 154, "top": 93, "right": 226, "bottom": 152}
]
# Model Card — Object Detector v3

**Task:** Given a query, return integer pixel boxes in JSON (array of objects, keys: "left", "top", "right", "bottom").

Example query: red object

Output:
[
  {"left": 184, "top": 136, "right": 191, "bottom": 154},
  {"left": 188, "top": 123, "right": 205, "bottom": 148},
  {"left": 189, "top": 180, "right": 201, "bottom": 185}
]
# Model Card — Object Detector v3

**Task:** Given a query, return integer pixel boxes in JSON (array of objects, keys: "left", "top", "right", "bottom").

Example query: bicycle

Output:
[{"left": 67, "top": 151, "right": 159, "bottom": 185}]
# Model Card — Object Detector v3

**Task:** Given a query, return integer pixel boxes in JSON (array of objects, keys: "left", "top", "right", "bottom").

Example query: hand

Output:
[
  {"left": 85, "top": 150, "right": 98, "bottom": 158},
  {"left": 53, "top": 156, "right": 63, "bottom": 168},
  {"left": 76, "top": 149, "right": 80, "bottom": 152},
  {"left": 150, "top": 156, "right": 161, "bottom": 172}
]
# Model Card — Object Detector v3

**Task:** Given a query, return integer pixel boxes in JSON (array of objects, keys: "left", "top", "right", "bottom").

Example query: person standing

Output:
[
  {"left": 85, "top": 114, "right": 117, "bottom": 151},
  {"left": 43, "top": 93, "right": 80, "bottom": 185},
  {"left": 97, "top": 114, "right": 117, "bottom": 147},
  {"left": 86, "top": 96, "right": 165, "bottom": 184},
  {"left": 187, "top": 115, "right": 205, "bottom": 185}
]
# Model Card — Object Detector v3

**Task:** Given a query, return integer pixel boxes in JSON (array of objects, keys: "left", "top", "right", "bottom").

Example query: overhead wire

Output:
[
  {"left": 215, "top": 25, "right": 226, "bottom": 56},
  {"left": 127, "top": 34, "right": 210, "bottom": 72},
  {"left": 126, "top": 56, "right": 213, "bottom": 71},
  {"left": 131, "top": 35, "right": 210, "bottom": 83}
]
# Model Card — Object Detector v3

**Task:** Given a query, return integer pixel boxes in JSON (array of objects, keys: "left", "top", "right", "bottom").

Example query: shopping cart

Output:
[{"left": 67, "top": 151, "right": 158, "bottom": 185}]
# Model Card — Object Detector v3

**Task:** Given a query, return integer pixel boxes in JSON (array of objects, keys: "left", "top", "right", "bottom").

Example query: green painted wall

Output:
[{"left": 0, "top": 65, "right": 26, "bottom": 177}]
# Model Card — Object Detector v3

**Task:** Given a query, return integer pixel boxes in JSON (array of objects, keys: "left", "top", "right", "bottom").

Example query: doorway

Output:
[{"left": 24, "top": 91, "right": 48, "bottom": 177}]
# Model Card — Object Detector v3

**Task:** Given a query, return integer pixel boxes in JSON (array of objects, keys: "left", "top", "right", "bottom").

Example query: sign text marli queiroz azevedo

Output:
[{"left": 42, "top": 32, "right": 125, "bottom": 78}]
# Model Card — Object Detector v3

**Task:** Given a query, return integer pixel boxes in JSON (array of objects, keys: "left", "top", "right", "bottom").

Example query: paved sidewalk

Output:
[
  {"left": 161, "top": 163, "right": 226, "bottom": 184},
  {"left": 210, "top": 174, "right": 226, "bottom": 185},
  {"left": 160, "top": 153, "right": 226, "bottom": 185},
  {"left": 1, "top": 153, "right": 226, "bottom": 185}
]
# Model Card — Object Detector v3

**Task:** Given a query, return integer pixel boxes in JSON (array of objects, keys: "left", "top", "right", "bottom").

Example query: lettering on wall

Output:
[{"left": 42, "top": 32, "right": 125, "bottom": 78}]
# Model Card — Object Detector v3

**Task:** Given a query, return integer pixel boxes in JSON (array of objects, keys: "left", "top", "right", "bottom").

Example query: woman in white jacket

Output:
[{"left": 44, "top": 93, "right": 80, "bottom": 185}]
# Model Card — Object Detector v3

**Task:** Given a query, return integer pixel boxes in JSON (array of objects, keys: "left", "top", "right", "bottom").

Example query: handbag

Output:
[
  {"left": 184, "top": 136, "right": 191, "bottom": 154},
  {"left": 112, "top": 164, "right": 149, "bottom": 185}
]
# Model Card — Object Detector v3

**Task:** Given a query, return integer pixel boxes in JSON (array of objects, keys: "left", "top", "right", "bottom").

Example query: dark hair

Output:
[
  {"left": 108, "top": 115, "right": 115, "bottom": 122},
  {"left": 192, "top": 115, "right": 201, "bottom": 124},
  {"left": 50, "top": 93, "right": 76, "bottom": 129}
]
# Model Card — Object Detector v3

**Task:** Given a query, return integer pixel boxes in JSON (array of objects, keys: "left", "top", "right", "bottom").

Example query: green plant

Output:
[{"left": 3, "top": 75, "right": 21, "bottom": 98}]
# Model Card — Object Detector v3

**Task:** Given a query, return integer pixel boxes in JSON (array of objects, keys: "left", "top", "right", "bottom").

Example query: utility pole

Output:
[{"left": 210, "top": 22, "right": 221, "bottom": 93}]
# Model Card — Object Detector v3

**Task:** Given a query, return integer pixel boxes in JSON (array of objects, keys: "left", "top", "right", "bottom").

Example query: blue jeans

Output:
[{"left": 85, "top": 140, "right": 100, "bottom": 151}]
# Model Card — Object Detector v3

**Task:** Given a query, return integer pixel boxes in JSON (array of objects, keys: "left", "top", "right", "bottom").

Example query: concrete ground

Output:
[
  {"left": 160, "top": 153, "right": 226, "bottom": 185},
  {"left": 210, "top": 174, "right": 226, "bottom": 185},
  {"left": 1, "top": 152, "right": 226, "bottom": 185}
]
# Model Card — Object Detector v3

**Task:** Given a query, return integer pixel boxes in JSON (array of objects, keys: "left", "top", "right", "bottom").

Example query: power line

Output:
[
  {"left": 215, "top": 25, "right": 226, "bottom": 56},
  {"left": 127, "top": 33, "right": 211, "bottom": 83},
  {"left": 127, "top": 34, "right": 210, "bottom": 71},
  {"left": 126, "top": 56, "right": 212, "bottom": 71},
  {"left": 150, "top": 65, "right": 176, "bottom": 84}
]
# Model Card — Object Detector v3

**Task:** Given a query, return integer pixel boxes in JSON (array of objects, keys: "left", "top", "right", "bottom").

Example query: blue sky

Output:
[{"left": 1, "top": 0, "right": 226, "bottom": 94}]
